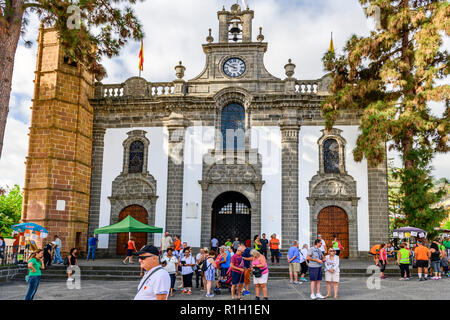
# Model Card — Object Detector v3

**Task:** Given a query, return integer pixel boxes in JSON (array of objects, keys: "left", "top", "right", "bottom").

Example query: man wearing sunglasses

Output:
[{"left": 134, "top": 245, "right": 171, "bottom": 300}]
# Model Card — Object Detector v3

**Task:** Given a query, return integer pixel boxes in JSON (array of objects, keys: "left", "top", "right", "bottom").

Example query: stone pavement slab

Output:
[{"left": 1, "top": 276, "right": 449, "bottom": 300}]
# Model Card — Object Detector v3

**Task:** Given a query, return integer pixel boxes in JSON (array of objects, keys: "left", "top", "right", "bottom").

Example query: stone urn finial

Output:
[
  {"left": 206, "top": 28, "right": 214, "bottom": 43},
  {"left": 175, "top": 61, "right": 186, "bottom": 80},
  {"left": 284, "top": 59, "right": 296, "bottom": 78},
  {"left": 257, "top": 27, "right": 264, "bottom": 42}
]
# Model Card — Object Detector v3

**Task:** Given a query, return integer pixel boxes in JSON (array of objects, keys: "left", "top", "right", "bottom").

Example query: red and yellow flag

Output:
[{"left": 138, "top": 40, "right": 144, "bottom": 72}]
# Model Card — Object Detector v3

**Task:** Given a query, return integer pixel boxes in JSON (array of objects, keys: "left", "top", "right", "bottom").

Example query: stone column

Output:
[
  {"left": 368, "top": 148, "right": 390, "bottom": 248},
  {"left": 88, "top": 126, "right": 106, "bottom": 237},
  {"left": 280, "top": 109, "right": 300, "bottom": 249},
  {"left": 164, "top": 112, "right": 186, "bottom": 237}
]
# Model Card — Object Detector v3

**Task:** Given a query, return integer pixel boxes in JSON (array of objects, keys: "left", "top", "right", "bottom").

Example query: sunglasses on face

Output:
[{"left": 138, "top": 254, "right": 155, "bottom": 260}]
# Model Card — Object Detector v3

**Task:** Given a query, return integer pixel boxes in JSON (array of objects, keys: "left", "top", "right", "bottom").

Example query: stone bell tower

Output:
[
  {"left": 218, "top": 3, "right": 254, "bottom": 43},
  {"left": 21, "top": 23, "right": 95, "bottom": 255}
]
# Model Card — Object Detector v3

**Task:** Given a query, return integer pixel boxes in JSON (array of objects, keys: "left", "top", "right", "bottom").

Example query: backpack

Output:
[
  {"left": 63, "top": 257, "right": 69, "bottom": 266},
  {"left": 201, "top": 259, "right": 209, "bottom": 272}
]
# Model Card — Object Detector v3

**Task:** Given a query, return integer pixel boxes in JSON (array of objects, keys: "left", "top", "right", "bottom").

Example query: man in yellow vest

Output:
[{"left": 397, "top": 243, "right": 411, "bottom": 280}]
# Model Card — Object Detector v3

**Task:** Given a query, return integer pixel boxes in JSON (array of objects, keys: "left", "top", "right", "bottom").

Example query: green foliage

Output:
[
  {"left": 392, "top": 148, "right": 448, "bottom": 239},
  {"left": 0, "top": 185, "right": 23, "bottom": 238},
  {"left": 322, "top": 0, "right": 449, "bottom": 168},
  {"left": 1, "top": 0, "right": 145, "bottom": 79},
  {"left": 444, "top": 220, "right": 450, "bottom": 230}
]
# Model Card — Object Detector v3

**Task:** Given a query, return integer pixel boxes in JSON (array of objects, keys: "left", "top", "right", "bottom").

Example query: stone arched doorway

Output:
[
  {"left": 116, "top": 205, "right": 148, "bottom": 255},
  {"left": 211, "top": 192, "right": 251, "bottom": 246},
  {"left": 317, "top": 206, "right": 349, "bottom": 259}
]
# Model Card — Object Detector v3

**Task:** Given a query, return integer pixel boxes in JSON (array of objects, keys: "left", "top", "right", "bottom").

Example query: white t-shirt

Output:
[
  {"left": 180, "top": 255, "right": 196, "bottom": 275},
  {"left": 134, "top": 266, "right": 171, "bottom": 300},
  {"left": 161, "top": 236, "right": 173, "bottom": 251},
  {"left": 301, "top": 248, "right": 308, "bottom": 262},
  {"left": 319, "top": 239, "right": 326, "bottom": 252},
  {"left": 54, "top": 238, "right": 61, "bottom": 249},
  {"left": 161, "top": 255, "right": 178, "bottom": 274}
]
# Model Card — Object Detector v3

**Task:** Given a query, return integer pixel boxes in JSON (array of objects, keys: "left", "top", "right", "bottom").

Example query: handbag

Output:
[{"left": 252, "top": 267, "right": 262, "bottom": 278}]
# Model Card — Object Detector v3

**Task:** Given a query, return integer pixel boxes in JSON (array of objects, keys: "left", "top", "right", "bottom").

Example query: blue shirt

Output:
[
  {"left": 288, "top": 246, "right": 300, "bottom": 263},
  {"left": 222, "top": 252, "right": 231, "bottom": 269},
  {"left": 88, "top": 237, "right": 98, "bottom": 246},
  {"left": 242, "top": 248, "right": 251, "bottom": 268}
]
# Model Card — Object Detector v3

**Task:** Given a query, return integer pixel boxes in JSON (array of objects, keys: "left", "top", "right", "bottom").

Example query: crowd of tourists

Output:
[
  {"left": 370, "top": 237, "right": 450, "bottom": 281},
  {"left": 22, "top": 232, "right": 450, "bottom": 300}
]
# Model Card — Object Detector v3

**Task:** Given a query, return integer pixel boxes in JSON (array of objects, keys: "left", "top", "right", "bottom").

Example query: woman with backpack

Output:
[
  {"left": 204, "top": 250, "right": 217, "bottom": 297},
  {"left": 25, "top": 249, "right": 45, "bottom": 300},
  {"left": 331, "top": 235, "right": 344, "bottom": 256}
]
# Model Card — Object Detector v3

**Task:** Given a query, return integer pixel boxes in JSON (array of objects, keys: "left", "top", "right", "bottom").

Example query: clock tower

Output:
[{"left": 190, "top": 3, "right": 280, "bottom": 92}]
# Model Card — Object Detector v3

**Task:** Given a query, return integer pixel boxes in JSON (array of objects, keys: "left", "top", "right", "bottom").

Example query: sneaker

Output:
[
  {"left": 424, "top": 277, "right": 428, "bottom": 280},
  {"left": 294, "top": 281, "right": 300, "bottom": 284},
  {"left": 316, "top": 293, "right": 325, "bottom": 299},
  {"left": 300, "top": 277, "right": 308, "bottom": 282},
  {"left": 255, "top": 296, "right": 260, "bottom": 300},
  {"left": 263, "top": 297, "right": 268, "bottom": 300},
  {"left": 419, "top": 277, "right": 424, "bottom": 281},
  {"left": 431, "top": 276, "right": 438, "bottom": 280},
  {"left": 67, "top": 277, "right": 74, "bottom": 281},
  {"left": 399, "top": 278, "right": 405, "bottom": 281},
  {"left": 243, "top": 290, "right": 250, "bottom": 296},
  {"left": 405, "top": 278, "right": 410, "bottom": 281},
  {"left": 310, "top": 293, "right": 317, "bottom": 300},
  {"left": 438, "top": 276, "right": 442, "bottom": 279},
  {"left": 289, "top": 280, "right": 294, "bottom": 284},
  {"left": 205, "top": 293, "right": 214, "bottom": 298}
]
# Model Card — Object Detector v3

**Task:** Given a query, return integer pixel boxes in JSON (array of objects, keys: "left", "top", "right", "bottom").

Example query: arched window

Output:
[
  {"left": 221, "top": 104, "right": 245, "bottom": 150},
  {"left": 128, "top": 140, "right": 144, "bottom": 173},
  {"left": 323, "top": 138, "right": 340, "bottom": 173}
]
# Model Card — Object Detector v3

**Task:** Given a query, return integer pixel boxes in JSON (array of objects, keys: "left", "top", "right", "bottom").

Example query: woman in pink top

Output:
[
  {"left": 250, "top": 249, "right": 269, "bottom": 300},
  {"left": 378, "top": 243, "right": 387, "bottom": 279}
]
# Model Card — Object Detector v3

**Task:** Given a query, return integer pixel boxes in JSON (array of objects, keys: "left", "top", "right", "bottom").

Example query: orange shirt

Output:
[
  {"left": 127, "top": 240, "right": 134, "bottom": 250},
  {"left": 414, "top": 245, "right": 430, "bottom": 261},
  {"left": 174, "top": 239, "right": 181, "bottom": 251},
  {"left": 269, "top": 238, "right": 279, "bottom": 250}
]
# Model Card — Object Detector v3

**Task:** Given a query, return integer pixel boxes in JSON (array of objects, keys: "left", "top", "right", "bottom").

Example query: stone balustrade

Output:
[
  {"left": 95, "top": 79, "right": 175, "bottom": 99},
  {"left": 295, "top": 80, "right": 320, "bottom": 95}
]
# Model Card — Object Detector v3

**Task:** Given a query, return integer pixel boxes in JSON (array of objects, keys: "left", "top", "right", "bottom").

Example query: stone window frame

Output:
[
  {"left": 317, "top": 128, "right": 347, "bottom": 175},
  {"left": 122, "top": 130, "right": 150, "bottom": 174},
  {"left": 213, "top": 87, "right": 253, "bottom": 151}
]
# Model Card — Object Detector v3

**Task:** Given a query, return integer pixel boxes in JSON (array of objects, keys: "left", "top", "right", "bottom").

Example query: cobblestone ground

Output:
[{"left": 1, "top": 276, "right": 449, "bottom": 300}]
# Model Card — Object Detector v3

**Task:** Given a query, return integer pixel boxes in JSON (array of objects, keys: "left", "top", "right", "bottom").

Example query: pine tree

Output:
[
  {"left": 322, "top": 0, "right": 449, "bottom": 237},
  {"left": 0, "top": 0, "right": 145, "bottom": 157}
]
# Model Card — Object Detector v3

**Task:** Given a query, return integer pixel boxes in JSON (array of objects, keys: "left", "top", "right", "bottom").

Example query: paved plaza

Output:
[{"left": 1, "top": 276, "right": 449, "bottom": 300}]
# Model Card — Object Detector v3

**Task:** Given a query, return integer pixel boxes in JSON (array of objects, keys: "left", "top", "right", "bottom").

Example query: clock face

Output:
[{"left": 223, "top": 58, "right": 246, "bottom": 78}]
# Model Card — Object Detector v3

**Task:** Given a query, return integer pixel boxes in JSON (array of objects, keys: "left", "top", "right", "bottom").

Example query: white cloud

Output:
[{"left": 1, "top": 0, "right": 449, "bottom": 187}]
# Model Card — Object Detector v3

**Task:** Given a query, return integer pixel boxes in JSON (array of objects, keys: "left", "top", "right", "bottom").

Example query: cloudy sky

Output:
[{"left": 0, "top": 0, "right": 448, "bottom": 188}]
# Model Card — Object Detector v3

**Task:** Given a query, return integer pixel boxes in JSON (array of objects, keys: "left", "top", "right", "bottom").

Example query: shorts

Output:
[
  {"left": 220, "top": 268, "right": 228, "bottom": 278},
  {"left": 309, "top": 266, "right": 323, "bottom": 281},
  {"left": 244, "top": 268, "right": 251, "bottom": 285},
  {"left": 325, "top": 271, "right": 340, "bottom": 282},
  {"left": 253, "top": 272, "right": 269, "bottom": 284},
  {"left": 416, "top": 260, "right": 428, "bottom": 268},
  {"left": 231, "top": 271, "right": 244, "bottom": 285},
  {"left": 289, "top": 263, "right": 300, "bottom": 273},
  {"left": 126, "top": 249, "right": 133, "bottom": 257}
]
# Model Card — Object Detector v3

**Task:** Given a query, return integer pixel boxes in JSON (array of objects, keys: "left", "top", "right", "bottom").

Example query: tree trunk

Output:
[{"left": 0, "top": 0, "right": 25, "bottom": 158}]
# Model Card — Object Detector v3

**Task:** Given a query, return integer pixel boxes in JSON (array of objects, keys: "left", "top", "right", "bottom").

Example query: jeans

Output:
[
  {"left": 53, "top": 248, "right": 63, "bottom": 264},
  {"left": 25, "top": 276, "right": 41, "bottom": 300},
  {"left": 86, "top": 246, "right": 96, "bottom": 260},
  {"left": 431, "top": 261, "right": 441, "bottom": 274},
  {"left": 260, "top": 249, "right": 267, "bottom": 259}
]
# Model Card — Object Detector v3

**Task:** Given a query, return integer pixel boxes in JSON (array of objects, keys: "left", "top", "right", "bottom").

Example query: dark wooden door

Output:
[
  {"left": 116, "top": 205, "right": 148, "bottom": 255},
  {"left": 317, "top": 206, "right": 349, "bottom": 259}
]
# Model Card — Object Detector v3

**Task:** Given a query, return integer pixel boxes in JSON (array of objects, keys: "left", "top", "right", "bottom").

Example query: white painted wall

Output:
[
  {"left": 98, "top": 127, "right": 169, "bottom": 248},
  {"left": 251, "top": 127, "right": 282, "bottom": 246},
  {"left": 181, "top": 126, "right": 215, "bottom": 247},
  {"left": 298, "top": 126, "right": 370, "bottom": 251}
]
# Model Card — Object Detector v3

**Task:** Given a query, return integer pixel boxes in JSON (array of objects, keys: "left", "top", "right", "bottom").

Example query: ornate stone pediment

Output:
[{"left": 109, "top": 173, "right": 158, "bottom": 203}]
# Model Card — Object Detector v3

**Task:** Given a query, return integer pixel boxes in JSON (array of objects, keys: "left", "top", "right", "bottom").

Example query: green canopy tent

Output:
[{"left": 94, "top": 215, "right": 163, "bottom": 241}]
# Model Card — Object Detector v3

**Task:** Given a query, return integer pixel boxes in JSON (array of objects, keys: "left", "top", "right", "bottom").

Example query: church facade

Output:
[{"left": 22, "top": 4, "right": 389, "bottom": 258}]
